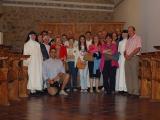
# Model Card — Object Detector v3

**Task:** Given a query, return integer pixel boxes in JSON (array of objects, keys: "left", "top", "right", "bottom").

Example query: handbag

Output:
[
  {"left": 112, "top": 52, "right": 120, "bottom": 61},
  {"left": 77, "top": 58, "right": 86, "bottom": 69},
  {"left": 83, "top": 53, "right": 93, "bottom": 61}
]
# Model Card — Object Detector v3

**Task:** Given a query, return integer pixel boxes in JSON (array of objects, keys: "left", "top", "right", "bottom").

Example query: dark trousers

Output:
[
  {"left": 68, "top": 61, "right": 78, "bottom": 90},
  {"left": 102, "top": 60, "right": 117, "bottom": 93}
]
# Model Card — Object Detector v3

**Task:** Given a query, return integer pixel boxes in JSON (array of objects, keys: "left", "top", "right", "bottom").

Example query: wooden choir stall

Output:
[
  {"left": 139, "top": 49, "right": 160, "bottom": 102},
  {"left": 0, "top": 45, "right": 29, "bottom": 106}
]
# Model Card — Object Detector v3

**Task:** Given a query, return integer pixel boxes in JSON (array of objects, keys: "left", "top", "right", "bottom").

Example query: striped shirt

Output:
[{"left": 125, "top": 34, "right": 142, "bottom": 55}]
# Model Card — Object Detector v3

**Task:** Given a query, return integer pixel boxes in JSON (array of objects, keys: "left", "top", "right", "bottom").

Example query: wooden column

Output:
[{"left": 0, "top": 57, "right": 9, "bottom": 106}]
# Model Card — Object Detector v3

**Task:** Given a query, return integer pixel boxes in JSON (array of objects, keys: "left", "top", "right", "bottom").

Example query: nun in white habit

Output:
[
  {"left": 23, "top": 31, "right": 43, "bottom": 93},
  {"left": 115, "top": 30, "right": 128, "bottom": 92}
]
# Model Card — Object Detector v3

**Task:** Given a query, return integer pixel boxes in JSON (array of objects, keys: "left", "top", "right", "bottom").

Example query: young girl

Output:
[{"left": 76, "top": 35, "right": 88, "bottom": 92}]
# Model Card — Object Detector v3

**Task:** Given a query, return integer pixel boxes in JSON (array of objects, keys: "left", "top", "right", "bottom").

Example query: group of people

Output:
[{"left": 23, "top": 25, "right": 142, "bottom": 96}]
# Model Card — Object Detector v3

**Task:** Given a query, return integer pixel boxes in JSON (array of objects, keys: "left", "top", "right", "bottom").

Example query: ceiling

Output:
[{"left": 2, "top": 0, "right": 124, "bottom": 12}]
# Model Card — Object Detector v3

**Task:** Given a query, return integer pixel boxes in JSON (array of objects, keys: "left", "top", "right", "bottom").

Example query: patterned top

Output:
[{"left": 125, "top": 34, "right": 142, "bottom": 55}]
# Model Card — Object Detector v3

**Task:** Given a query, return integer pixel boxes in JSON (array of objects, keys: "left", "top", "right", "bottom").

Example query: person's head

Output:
[
  {"left": 49, "top": 48, "right": 57, "bottom": 59},
  {"left": 37, "top": 34, "right": 43, "bottom": 43},
  {"left": 43, "top": 35, "right": 50, "bottom": 44},
  {"left": 122, "top": 30, "right": 128, "bottom": 39},
  {"left": 102, "top": 30, "right": 107, "bottom": 38},
  {"left": 26, "top": 31, "right": 37, "bottom": 42},
  {"left": 92, "top": 34, "right": 100, "bottom": 45},
  {"left": 62, "top": 34, "right": 68, "bottom": 39},
  {"left": 105, "top": 33, "right": 112, "bottom": 44},
  {"left": 55, "top": 36, "right": 62, "bottom": 45},
  {"left": 68, "top": 37, "right": 74, "bottom": 46},
  {"left": 128, "top": 26, "right": 136, "bottom": 37},
  {"left": 85, "top": 31, "right": 92, "bottom": 40},
  {"left": 41, "top": 30, "right": 48, "bottom": 37},
  {"left": 61, "top": 34, "right": 68, "bottom": 43},
  {"left": 112, "top": 32, "right": 117, "bottom": 41},
  {"left": 98, "top": 31, "right": 103, "bottom": 39},
  {"left": 115, "top": 28, "right": 121, "bottom": 36},
  {"left": 49, "top": 39, "right": 55, "bottom": 46},
  {"left": 78, "top": 35, "right": 87, "bottom": 51},
  {"left": 100, "top": 38, "right": 104, "bottom": 45}
]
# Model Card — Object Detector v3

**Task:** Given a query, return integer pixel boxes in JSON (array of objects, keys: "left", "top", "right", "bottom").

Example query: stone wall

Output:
[{"left": 1, "top": 6, "right": 113, "bottom": 51}]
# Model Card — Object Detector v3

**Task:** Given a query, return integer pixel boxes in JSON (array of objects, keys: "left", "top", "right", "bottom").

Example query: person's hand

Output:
[
  {"left": 93, "top": 53, "right": 97, "bottom": 58},
  {"left": 103, "top": 49, "right": 112, "bottom": 54},
  {"left": 48, "top": 79, "right": 54, "bottom": 84},
  {"left": 125, "top": 54, "right": 132, "bottom": 60},
  {"left": 68, "top": 55, "right": 74, "bottom": 59}
]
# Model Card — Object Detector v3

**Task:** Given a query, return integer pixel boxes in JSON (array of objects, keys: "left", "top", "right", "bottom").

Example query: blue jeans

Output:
[
  {"left": 79, "top": 66, "right": 88, "bottom": 90},
  {"left": 68, "top": 61, "right": 78, "bottom": 89}
]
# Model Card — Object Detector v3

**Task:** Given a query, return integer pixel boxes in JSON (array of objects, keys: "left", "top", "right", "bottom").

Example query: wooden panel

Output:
[
  {"left": 56, "top": 23, "right": 74, "bottom": 36},
  {"left": 75, "top": 23, "right": 91, "bottom": 39},
  {"left": 91, "top": 23, "right": 106, "bottom": 34},
  {"left": 39, "top": 23, "right": 57, "bottom": 36},
  {"left": 38, "top": 22, "right": 125, "bottom": 38}
]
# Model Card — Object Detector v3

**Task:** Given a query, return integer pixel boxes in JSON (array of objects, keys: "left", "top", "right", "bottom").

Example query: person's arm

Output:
[
  {"left": 47, "top": 74, "right": 61, "bottom": 84},
  {"left": 23, "top": 44, "right": 31, "bottom": 66},
  {"left": 125, "top": 47, "right": 141, "bottom": 60},
  {"left": 48, "top": 61, "right": 65, "bottom": 84}
]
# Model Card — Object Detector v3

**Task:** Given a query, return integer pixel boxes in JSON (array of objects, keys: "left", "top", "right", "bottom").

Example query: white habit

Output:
[
  {"left": 23, "top": 39, "right": 43, "bottom": 91},
  {"left": 115, "top": 39, "right": 127, "bottom": 92}
]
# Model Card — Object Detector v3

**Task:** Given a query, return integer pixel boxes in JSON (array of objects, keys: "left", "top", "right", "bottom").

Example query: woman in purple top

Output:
[{"left": 100, "top": 33, "right": 118, "bottom": 94}]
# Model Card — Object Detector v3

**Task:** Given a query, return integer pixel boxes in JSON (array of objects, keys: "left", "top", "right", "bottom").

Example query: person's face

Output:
[
  {"left": 62, "top": 35, "right": 67, "bottom": 40},
  {"left": 116, "top": 28, "right": 121, "bottom": 35},
  {"left": 38, "top": 35, "right": 43, "bottom": 43},
  {"left": 50, "top": 49, "right": 57, "bottom": 58},
  {"left": 86, "top": 33, "right": 91, "bottom": 40},
  {"left": 93, "top": 36, "right": 99, "bottom": 44},
  {"left": 102, "top": 31, "right": 107, "bottom": 38},
  {"left": 42, "top": 32, "right": 47, "bottom": 37},
  {"left": 50, "top": 41, "right": 55, "bottom": 45},
  {"left": 122, "top": 33, "right": 128, "bottom": 39},
  {"left": 69, "top": 39, "right": 74, "bottom": 46},
  {"left": 80, "top": 37, "right": 85, "bottom": 43},
  {"left": 56, "top": 38, "right": 62, "bottom": 45},
  {"left": 106, "top": 36, "right": 112, "bottom": 44},
  {"left": 31, "top": 34, "right": 36, "bottom": 40},
  {"left": 100, "top": 39, "right": 104, "bottom": 45},
  {"left": 112, "top": 33, "right": 117, "bottom": 40},
  {"left": 43, "top": 35, "right": 49, "bottom": 44},
  {"left": 128, "top": 27, "right": 135, "bottom": 37}
]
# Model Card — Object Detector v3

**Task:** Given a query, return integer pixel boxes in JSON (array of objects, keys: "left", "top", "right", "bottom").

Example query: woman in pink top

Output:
[
  {"left": 88, "top": 35, "right": 101, "bottom": 93},
  {"left": 100, "top": 33, "right": 118, "bottom": 94}
]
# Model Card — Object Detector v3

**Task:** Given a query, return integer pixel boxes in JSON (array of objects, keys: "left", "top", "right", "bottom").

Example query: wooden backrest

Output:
[{"left": 38, "top": 22, "right": 125, "bottom": 39}]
